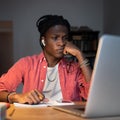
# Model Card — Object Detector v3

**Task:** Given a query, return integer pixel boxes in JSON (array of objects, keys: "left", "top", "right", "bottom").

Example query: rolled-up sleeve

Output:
[
  {"left": 78, "top": 72, "right": 91, "bottom": 100},
  {"left": 0, "top": 58, "right": 25, "bottom": 92}
]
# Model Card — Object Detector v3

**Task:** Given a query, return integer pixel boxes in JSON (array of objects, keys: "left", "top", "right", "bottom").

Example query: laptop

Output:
[{"left": 53, "top": 34, "right": 120, "bottom": 118}]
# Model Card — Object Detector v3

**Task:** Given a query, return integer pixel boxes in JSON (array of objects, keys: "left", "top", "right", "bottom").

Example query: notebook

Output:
[{"left": 53, "top": 34, "right": 120, "bottom": 118}]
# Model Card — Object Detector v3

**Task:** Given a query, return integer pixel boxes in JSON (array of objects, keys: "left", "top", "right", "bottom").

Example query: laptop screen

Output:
[{"left": 84, "top": 34, "right": 120, "bottom": 117}]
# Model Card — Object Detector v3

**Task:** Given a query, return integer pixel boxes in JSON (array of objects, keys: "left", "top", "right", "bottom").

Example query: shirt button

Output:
[
  {"left": 43, "top": 66, "right": 46, "bottom": 68},
  {"left": 41, "top": 80, "right": 44, "bottom": 82}
]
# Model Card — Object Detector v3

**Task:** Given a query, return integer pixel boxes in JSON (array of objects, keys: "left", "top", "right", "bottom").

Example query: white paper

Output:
[
  {"left": 14, "top": 103, "right": 48, "bottom": 108},
  {"left": 14, "top": 100, "right": 74, "bottom": 108}
]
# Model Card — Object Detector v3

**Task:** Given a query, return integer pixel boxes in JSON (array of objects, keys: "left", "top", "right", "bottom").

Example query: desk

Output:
[
  {"left": 6, "top": 103, "right": 83, "bottom": 120},
  {"left": 6, "top": 103, "right": 120, "bottom": 120}
]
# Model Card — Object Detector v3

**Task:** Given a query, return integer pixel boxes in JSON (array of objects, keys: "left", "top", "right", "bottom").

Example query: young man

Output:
[{"left": 0, "top": 15, "right": 92, "bottom": 104}]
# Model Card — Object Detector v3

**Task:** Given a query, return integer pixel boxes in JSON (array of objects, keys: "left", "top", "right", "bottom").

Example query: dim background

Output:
[{"left": 0, "top": 0, "right": 120, "bottom": 74}]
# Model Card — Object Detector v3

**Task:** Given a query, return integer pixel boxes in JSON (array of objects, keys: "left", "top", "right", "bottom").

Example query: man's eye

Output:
[
  {"left": 63, "top": 36, "right": 68, "bottom": 41},
  {"left": 52, "top": 36, "right": 58, "bottom": 40}
]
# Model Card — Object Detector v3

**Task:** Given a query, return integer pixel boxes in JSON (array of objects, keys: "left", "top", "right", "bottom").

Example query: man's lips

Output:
[
  {"left": 58, "top": 48, "right": 64, "bottom": 51},
  {"left": 56, "top": 49, "right": 64, "bottom": 53}
]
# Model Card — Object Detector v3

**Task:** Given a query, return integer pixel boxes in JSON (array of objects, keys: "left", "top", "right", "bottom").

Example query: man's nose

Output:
[{"left": 57, "top": 38, "right": 66, "bottom": 46}]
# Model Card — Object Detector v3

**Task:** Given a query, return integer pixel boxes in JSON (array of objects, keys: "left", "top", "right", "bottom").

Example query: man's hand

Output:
[
  {"left": 9, "top": 89, "right": 45, "bottom": 104},
  {"left": 64, "top": 41, "right": 81, "bottom": 57}
]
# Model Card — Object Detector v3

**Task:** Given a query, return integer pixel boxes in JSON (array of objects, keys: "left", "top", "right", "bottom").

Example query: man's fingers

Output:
[{"left": 34, "top": 89, "right": 45, "bottom": 101}]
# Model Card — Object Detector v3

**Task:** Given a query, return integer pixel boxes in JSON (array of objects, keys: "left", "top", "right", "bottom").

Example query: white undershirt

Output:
[{"left": 43, "top": 64, "right": 63, "bottom": 101}]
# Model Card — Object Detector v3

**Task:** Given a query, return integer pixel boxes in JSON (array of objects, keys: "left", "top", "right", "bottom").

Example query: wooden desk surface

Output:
[
  {"left": 6, "top": 102, "right": 86, "bottom": 120},
  {"left": 6, "top": 104, "right": 83, "bottom": 120},
  {"left": 6, "top": 103, "right": 120, "bottom": 120}
]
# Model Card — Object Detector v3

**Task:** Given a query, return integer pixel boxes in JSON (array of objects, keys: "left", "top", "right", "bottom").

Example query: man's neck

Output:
[{"left": 43, "top": 52, "right": 61, "bottom": 67}]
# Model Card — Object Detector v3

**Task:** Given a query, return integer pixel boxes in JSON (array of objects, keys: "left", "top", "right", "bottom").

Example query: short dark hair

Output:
[{"left": 36, "top": 15, "right": 71, "bottom": 48}]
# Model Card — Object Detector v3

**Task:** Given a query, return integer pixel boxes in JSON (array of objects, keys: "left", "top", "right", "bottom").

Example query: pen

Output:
[
  {"left": 9, "top": 108, "right": 15, "bottom": 116},
  {"left": 7, "top": 104, "right": 15, "bottom": 117}
]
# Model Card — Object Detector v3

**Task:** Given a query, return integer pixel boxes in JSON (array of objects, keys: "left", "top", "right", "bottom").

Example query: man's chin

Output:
[{"left": 56, "top": 53, "right": 64, "bottom": 59}]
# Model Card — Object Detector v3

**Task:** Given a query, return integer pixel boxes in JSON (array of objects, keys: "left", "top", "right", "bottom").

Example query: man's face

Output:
[{"left": 43, "top": 25, "right": 69, "bottom": 59}]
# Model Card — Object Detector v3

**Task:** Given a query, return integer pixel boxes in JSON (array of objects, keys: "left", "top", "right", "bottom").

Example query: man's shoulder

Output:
[{"left": 18, "top": 53, "right": 43, "bottom": 64}]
